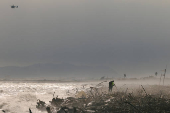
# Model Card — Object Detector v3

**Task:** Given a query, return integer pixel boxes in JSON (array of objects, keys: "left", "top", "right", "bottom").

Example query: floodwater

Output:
[{"left": 0, "top": 81, "right": 105, "bottom": 113}]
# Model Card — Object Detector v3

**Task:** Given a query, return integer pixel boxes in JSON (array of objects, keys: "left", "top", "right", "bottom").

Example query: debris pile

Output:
[{"left": 35, "top": 85, "right": 170, "bottom": 113}]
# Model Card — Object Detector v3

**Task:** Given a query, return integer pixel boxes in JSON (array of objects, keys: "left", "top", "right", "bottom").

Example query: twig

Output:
[
  {"left": 29, "top": 108, "right": 32, "bottom": 113},
  {"left": 124, "top": 101, "right": 142, "bottom": 113},
  {"left": 141, "top": 85, "right": 147, "bottom": 96}
]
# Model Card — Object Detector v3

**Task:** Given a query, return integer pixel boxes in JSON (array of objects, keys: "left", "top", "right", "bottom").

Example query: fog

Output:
[{"left": 0, "top": 0, "right": 170, "bottom": 78}]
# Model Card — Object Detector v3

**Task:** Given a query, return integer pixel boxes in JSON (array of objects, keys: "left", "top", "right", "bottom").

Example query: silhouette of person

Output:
[{"left": 109, "top": 80, "right": 115, "bottom": 92}]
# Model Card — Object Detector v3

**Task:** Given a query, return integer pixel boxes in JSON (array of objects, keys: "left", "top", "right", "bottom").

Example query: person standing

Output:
[{"left": 109, "top": 80, "right": 115, "bottom": 92}]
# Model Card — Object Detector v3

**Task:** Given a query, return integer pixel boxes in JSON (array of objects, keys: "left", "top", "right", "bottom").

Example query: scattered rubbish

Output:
[{"left": 34, "top": 84, "right": 170, "bottom": 113}]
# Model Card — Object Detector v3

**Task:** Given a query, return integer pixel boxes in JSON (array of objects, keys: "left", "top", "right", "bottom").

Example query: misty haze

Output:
[{"left": 0, "top": 0, "right": 170, "bottom": 112}]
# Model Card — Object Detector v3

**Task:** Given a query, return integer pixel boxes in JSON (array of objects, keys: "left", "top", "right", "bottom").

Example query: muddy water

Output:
[{"left": 0, "top": 81, "right": 102, "bottom": 113}]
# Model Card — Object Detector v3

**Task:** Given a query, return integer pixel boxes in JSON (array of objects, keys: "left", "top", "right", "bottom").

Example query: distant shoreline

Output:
[{"left": 0, "top": 76, "right": 169, "bottom": 84}]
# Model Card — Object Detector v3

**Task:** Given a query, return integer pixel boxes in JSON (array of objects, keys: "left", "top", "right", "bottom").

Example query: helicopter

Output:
[{"left": 11, "top": 5, "right": 18, "bottom": 8}]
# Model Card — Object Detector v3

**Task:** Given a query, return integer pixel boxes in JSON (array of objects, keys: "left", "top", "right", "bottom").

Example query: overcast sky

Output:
[{"left": 0, "top": 0, "right": 170, "bottom": 77}]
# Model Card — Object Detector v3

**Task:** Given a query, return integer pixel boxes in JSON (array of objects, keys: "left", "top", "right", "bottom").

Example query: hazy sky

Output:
[{"left": 0, "top": 0, "right": 170, "bottom": 77}]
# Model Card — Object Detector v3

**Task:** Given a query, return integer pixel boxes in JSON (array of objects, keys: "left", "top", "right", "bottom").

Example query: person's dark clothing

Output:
[{"left": 109, "top": 81, "right": 114, "bottom": 92}]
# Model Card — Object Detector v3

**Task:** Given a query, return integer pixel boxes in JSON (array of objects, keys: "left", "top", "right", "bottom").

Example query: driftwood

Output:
[{"left": 34, "top": 85, "right": 170, "bottom": 113}]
